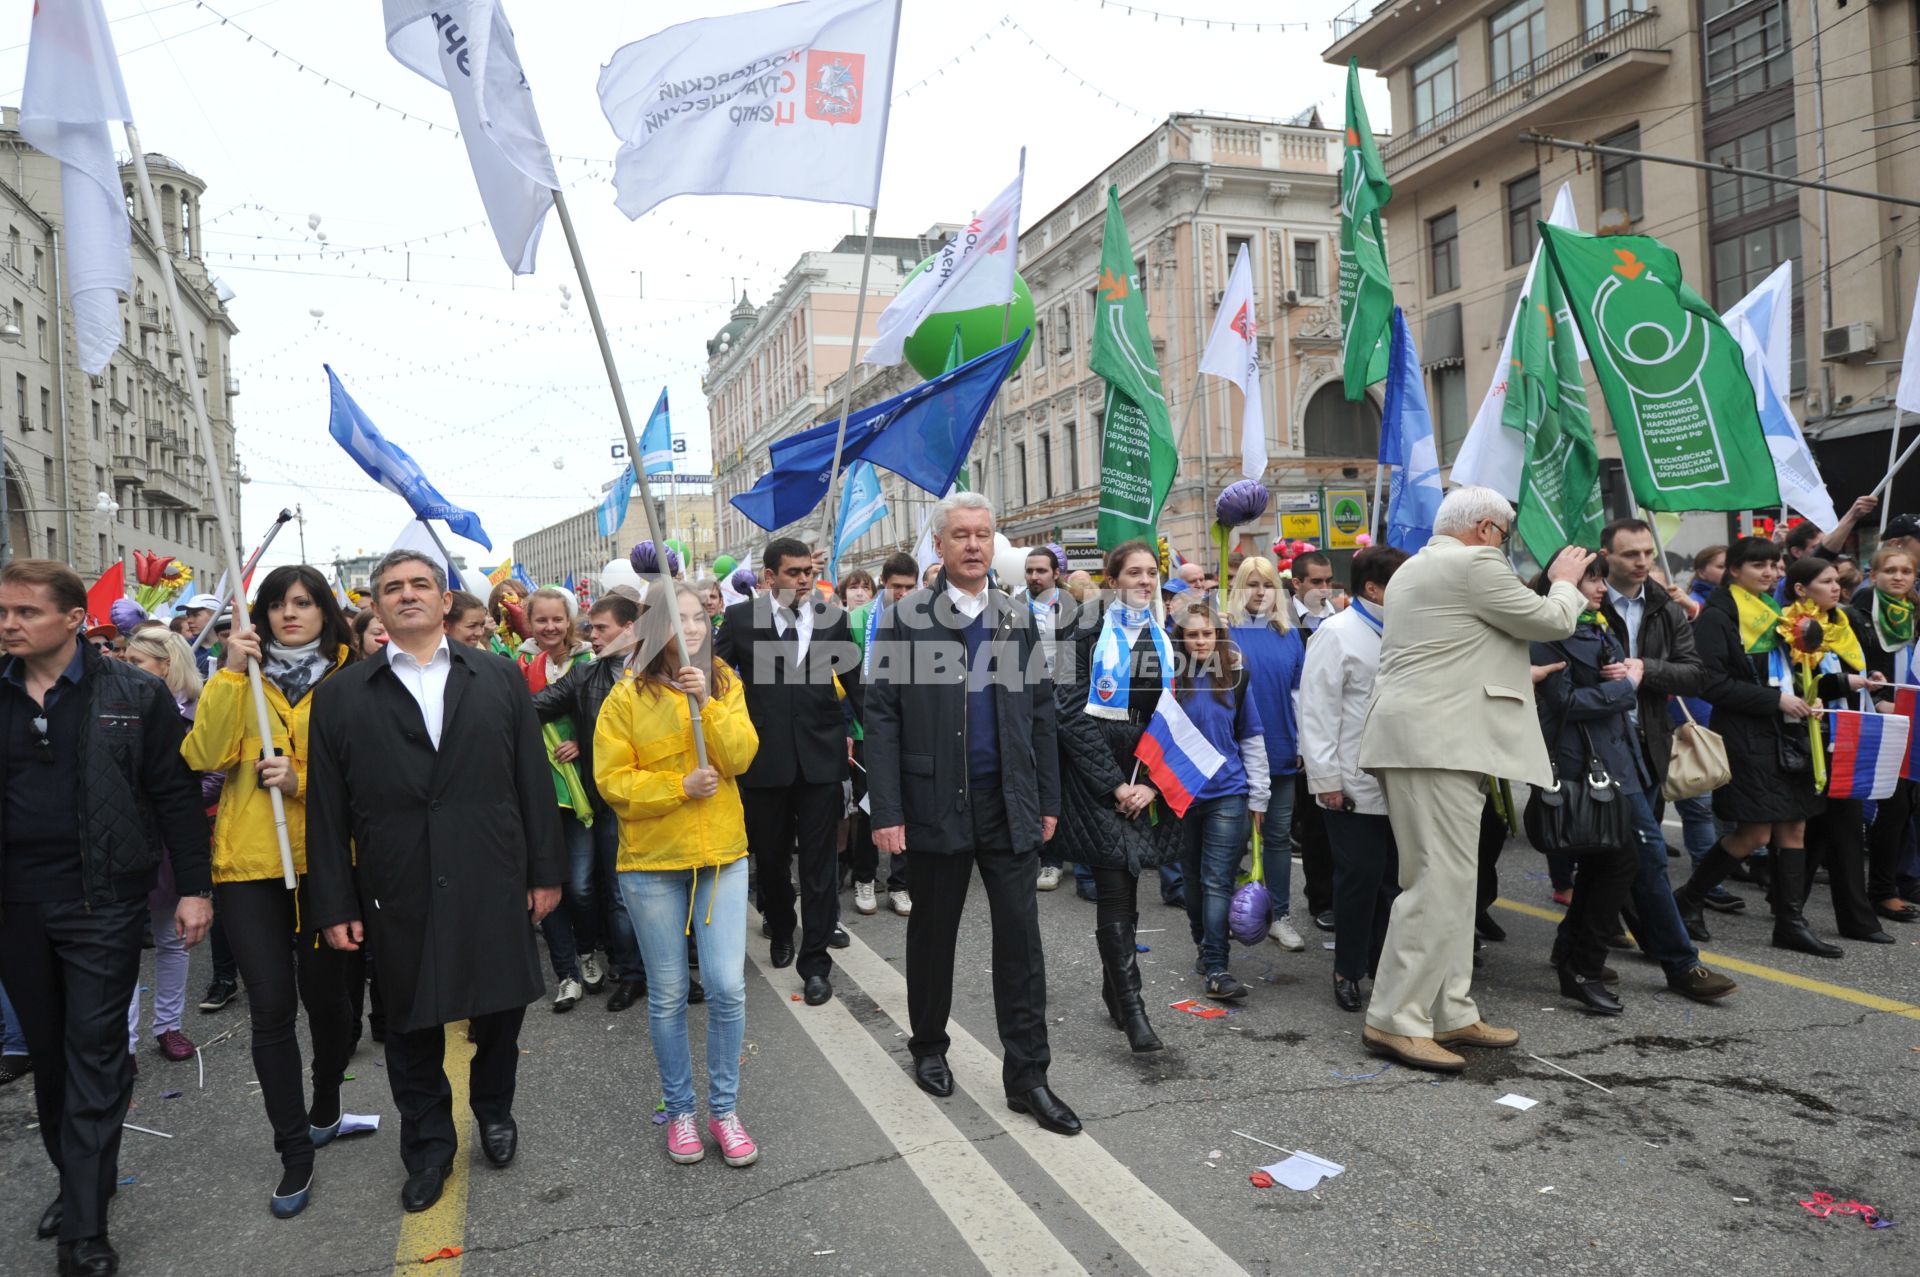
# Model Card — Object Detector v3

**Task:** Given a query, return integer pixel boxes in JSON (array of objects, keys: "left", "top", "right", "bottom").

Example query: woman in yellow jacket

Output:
[
  {"left": 181, "top": 565, "right": 357, "bottom": 1220},
  {"left": 596, "top": 582, "right": 760, "bottom": 1169}
]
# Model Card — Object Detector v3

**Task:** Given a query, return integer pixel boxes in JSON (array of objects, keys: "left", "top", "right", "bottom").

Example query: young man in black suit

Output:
[{"left": 714, "top": 537, "right": 863, "bottom": 1007}]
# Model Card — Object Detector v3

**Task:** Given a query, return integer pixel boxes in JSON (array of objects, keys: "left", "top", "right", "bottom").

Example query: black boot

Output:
[
  {"left": 1769, "top": 848, "right": 1843, "bottom": 958},
  {"left": 1100, "top": 962, "right": 1121, "bottom": 1029},
  {"left": 1094, "top": 919, "right": 1163, "bottom": 1053},
  {"left": 1673, "top": 843, "right": 1741, "bottom": 943}
]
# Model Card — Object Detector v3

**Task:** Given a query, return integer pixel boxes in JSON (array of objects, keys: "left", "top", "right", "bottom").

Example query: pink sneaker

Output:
[
  {"left": 707, "top": 1113, "right": 759, "bottom": 1167},
  {"left": 155, "top": 1029, "right": 196, "bottom": 1062},
  {"left": 665, "top": 1112, "right": 704, "bottom": 1164}
]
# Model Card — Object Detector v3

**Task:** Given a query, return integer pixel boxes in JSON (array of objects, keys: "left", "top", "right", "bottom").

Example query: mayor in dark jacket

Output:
[
  {"left": 713, "top": 537, "right": 864, "bottom": 1007},
  {"left": 865, "top": 494, "right": 1078, "bottom": 1136},
  {"left": 307, "top": 550, "right": 564, "bottom": 1214},
  {"left": 0, "top": 559, "right": 212, "bottom": 1269}
]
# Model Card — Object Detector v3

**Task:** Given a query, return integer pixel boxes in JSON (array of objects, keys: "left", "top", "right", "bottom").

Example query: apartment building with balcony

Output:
[
  {"left": 0, "top": 106, "right": 242, "bottom": 584},
  {"left": 1325, "top": 0, "right": 1920, "bottom": 524}
]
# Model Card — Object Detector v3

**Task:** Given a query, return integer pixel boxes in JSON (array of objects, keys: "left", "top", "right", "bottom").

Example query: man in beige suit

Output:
[{"left": 1357, "top": 487, "right": 1592, "bottom": 1072}]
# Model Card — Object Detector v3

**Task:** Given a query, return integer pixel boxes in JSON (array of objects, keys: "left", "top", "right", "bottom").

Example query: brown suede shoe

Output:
[
  {"left": 1362, "top": 1025, "right": 1465, "bottom": 1072},
  {"left": 1434, "top": 1020, "right": 1519, "bottom": 1049}
]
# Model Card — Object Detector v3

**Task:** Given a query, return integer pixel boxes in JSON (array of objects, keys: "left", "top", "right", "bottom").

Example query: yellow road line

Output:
[
  {"left": 1493, "top": 897, "right": 1920, "bottom": 1021},
  {"left": 392, "top": 1022, "right": 476, "bottom": 1275}
]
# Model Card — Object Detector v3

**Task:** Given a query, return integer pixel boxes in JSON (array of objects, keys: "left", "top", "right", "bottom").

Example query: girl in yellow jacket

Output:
[
  {"left": 595, "top": 581, "right": 760, "bottom": 1169},
  {"left": 180, "top": 566, "right": 357, "bottom": 1220}
]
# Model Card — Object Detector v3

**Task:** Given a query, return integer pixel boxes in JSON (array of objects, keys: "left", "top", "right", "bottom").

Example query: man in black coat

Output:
[
  {"left": 0, "top": 559, "right": 212, "bottom": 1275},
  {"left": 307, "top": 550, "right": 564, "bottom": 1214},
  {"left": 714, "top": 537, "right": 863, "bottom": 1007},
  {"left": 865, "top": 494, "right": 1078, "bottom": 1136}
]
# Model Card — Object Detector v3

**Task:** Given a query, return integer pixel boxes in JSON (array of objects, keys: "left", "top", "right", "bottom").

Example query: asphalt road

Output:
[{"left": 2, "top": 837, "right": 1916, "bottom": 1277}]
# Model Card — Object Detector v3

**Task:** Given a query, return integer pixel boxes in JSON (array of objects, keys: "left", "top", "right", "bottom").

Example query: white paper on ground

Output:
[
  {"left": 1495, "top": 1094, "right": 1539, "bottom": 1111},
  {"left": 340, "top": 1113, "right": 381, "bottom": 1135},
  {"left": 1261, "top": 1152, "right": 1344, "bottom": 1191}
]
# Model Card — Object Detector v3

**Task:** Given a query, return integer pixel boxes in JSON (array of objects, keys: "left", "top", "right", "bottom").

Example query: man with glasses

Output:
[
  {"left": 0, "top": 559, "right": 212, "bottom": 1276},
  {"left": 1356, "top": 488, "right": 1591, "bottom": 1073}
]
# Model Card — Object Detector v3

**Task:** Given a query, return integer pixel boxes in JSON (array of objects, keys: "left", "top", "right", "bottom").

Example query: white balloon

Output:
[
  {"left": 307, "top": 214, "right": 322, "bottom": 230},
  {"left": 601, "top": 559, "right": 642, "bottom": 596},
  {"left": 552, "top": 457, "right": 565, "bottom": 469},
  {"left": 991, "top": 533, "right": 1029, "bottom": 587},
  {"left": 308, "top": 307, "right": 324, "bottom": 319}
]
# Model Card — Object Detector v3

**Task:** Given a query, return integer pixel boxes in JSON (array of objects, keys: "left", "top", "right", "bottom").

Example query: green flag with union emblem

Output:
[
  {"left": 1538, "top": 225, "right": 1780, "bottom": 512},
  {"left": 1339, "top": 58, "right": 1393, "bottom": 399},
  {"left": 1090, "top": 185, "right": 1177, "bottom": 550},
  {"left": 1503, "top": 255, "right": 1604, "bottom": 562}
]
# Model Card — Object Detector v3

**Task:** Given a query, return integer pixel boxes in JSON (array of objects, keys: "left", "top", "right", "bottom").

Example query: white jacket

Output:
[{"left": 1299, "top": 604, "right": 1387, "bottom": 815}]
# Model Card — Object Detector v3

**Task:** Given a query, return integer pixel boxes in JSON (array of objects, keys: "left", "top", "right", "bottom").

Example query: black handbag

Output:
[{"left": 1524, "top": 646, "right": 1632, "bottom": 857}]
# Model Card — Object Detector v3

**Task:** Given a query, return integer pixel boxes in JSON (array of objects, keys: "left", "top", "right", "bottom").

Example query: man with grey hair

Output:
[
  {"left": 307, "top": 549, "right": 564, "bottom": 1212},
  {"left": 866, "top": 492, "right": 1075, "bottom": 1134},
  {"left": 1356, "top": 487, "right": 1593, "bottom": 1072}
]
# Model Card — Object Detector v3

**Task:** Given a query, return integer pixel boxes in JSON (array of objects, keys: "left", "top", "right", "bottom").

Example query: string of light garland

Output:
[
  {"left": 997, "top": 18, "right": 1158, "bottom": 122},
  {"left": 891, "top": 20, "right": 1006, "bottom": 100},
  {"left": 1074, "top": 0, "right": 1341, "bottom": 32},
  {"left": 201, "top": 206, "right": 494, "bottom": 262}
]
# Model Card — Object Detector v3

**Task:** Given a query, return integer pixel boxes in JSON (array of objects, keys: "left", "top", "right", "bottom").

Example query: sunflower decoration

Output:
[
  {"left": 130, "top": 551, "right": 194, "bottom": 611},
  {"left": 1776, "top": 600, "right": 1868, "bottom": 793}
]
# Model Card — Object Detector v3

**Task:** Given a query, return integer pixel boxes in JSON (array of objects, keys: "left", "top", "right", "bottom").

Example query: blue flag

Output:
[
  {"left": 597, "top": 464, "right": 634, "bottom": 539},
  {"left": 512, "top": 563, "right": 536, "bottom": 592},
  {"left": 1377, "top": 310, "right": 1443, "bottom": 554},
  {"left": 326, "top": 366, "right": 493, "bottom": 550},
  {"left": 731, "top": 333, "right": 1026, "bottom": 532},
  {"left": 639, "top": 388, "right": 674, "bottom": 475},
  {"left": 829, "top": 461, "right": 888, "bottom": 581}
]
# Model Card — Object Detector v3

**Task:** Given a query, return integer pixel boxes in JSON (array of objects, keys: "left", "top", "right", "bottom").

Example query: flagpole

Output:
[
  {"left": 1870, "top": 424, "right": 1920, "bottom": 503},
  {"left": 551, "top": 189, "right": 707, "bottom": 767},
  {"left": 1370, "top": 463, "right": 1386, "bottom": 543},
  {"left": 190, "top": 508, "right": 295, "bottom": 655},
  {"left": 819, "top": 207, "right": 881, "bottom": 549},
  {"left": 124, "top": 126, "right": 295, "bottom": 890},
  {"left": 1884, "top": 412, "right": 1905, "bottom": 534}
]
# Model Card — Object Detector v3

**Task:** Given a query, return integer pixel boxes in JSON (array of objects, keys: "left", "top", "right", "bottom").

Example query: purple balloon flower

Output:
[
  {"left": 1216, "top": 479, "right": 1270, "bottom": 528},
  {"left": 728, "top": 566, "right": 759, "bottom": 595},
  {"left": 630, "top": 540, "right": 683, "bottom": 578},
  {"left": 109, "top": 599, "right": 147, "bottom": 631}
]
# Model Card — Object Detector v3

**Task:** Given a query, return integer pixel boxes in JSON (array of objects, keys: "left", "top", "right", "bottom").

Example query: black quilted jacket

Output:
[
  {"left": 531, "top": 653, "right": 620, "bottom": 809},
  {"left": 0, "top": 642, "right": 212, "bottom": 906},
  {"left": 1052, "top": 621, "right": 1182, "bottom": 874}
]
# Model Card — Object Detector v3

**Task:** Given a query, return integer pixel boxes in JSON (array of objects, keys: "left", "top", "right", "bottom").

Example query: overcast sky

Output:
[{"left": 3, "top": 0, "right": 1385, "bottom": 574}]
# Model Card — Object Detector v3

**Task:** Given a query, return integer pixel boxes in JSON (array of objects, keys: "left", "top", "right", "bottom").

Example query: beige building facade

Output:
[
  {"left": 513, "top": 474, "right": 716, "bottom": 592},
  {"left": 1326, "top": 0, "right": 1920, "bottom": 530},
  {"left": 0, "top": 106, "right": 241, "bottom": 586}
]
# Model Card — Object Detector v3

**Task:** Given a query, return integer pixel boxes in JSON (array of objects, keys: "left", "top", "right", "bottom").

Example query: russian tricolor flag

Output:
[
  {"left": 1894, "top": 688, "right": 1920, "bottom": 782},
  {"left": 1826, "top": 709, "right": 1910, "bottom": 801},
  {"left": 1134, "top": 694, "right": 1227, "bottom": 818}
]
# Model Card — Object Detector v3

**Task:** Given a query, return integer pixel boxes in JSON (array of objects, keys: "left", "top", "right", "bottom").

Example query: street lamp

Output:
[{"left": 0, "top": 322, "right": 22, "bottom": 346}]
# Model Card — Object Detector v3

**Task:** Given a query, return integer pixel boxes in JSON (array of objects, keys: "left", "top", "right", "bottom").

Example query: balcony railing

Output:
[
  {"left": 138, "top": 306, "right": 161, "bottom": 331},
  {"left": 1381, "top": 6, "right": 1661, "bottom": 173},
  {"left": 144, "top": 420, "right": 165, "bottom": 440}
]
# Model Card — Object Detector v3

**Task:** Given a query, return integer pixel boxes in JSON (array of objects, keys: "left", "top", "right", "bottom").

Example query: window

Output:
[
  {"left": 38, "top": 387, "right": 49, "bottom": 431},
  {"left": 1303, "top": 383, "right": 1383, "bottom": 459},
  {"left": 1584, "top": 0, "right": 1649, "bottom": 35},
  {"left": 1708, "top": 118, "right": 1795, "bottom": 220},
  {"left": 6, "top": 226, "right": 17, "bottom": 271},
  {"left": 1016, "top": 442, "right": 1029, "bottom": 507},
  {"left": 1065, "top": 420, "right": 1081, "bottom": 488},
  {"left": 1706, "top": 0, "right": 1791, "bottom": 112},
  {"left": 1055, "top": 305, "right": 1072, "bottom": 357},
  {"left": 1226, "top": 234, "right": 1253, "bottom": 278},
  {"left": 1410, "top": 43, "right": 1459, "bottom": 130},
  {"left": 1506, "top": 171, "right": 1542, "bottom": 268},
  {"left": 1489, "top": 0, "right": 1546, "bottom": 87},
  {"left": 1598, "top": 126, "right": 1644, "bottom": 223},
  {"left": 98, "top": 534, "right": 107, "bottom": 570},
  {"left": 15, "top": 373, "right": 25, "bottom": 419},
  {"left": 1428, "top": 211, "right": 1460, "bottom": 295},
  {"left": 91, "top": 403, "right": 101, "bottom": 440},
  {"left": 43, "top": 457, "right": 54, "bottom": 495},
  {"left": 1712, "top": 221, "right": 1803, "bottom": 387},
  {"left": 1135, "top": 255, "right": 1149, "bottom": 315},
  {"left": 31, "top": 247, "right": 42, "bottom": 287},
  {"left": 36, "top": 317, "right": 46, "bottom": 359},
  {"left": 1293, "top": 238, "right": 1320, "bottom": 296},
  {"left": 1042, "top": 432, "right": 1055, "bottom": 498},
  {"left": 1433, "top": 365, "right": 1469, "bottom": 462}
]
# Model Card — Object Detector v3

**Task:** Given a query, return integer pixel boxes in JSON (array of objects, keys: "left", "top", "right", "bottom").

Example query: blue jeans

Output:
[
  {"left": 1264, "top": 776, "right": 1297, "bottom": 914},
  {"left": 1181, "top": 794, "right": 1252, "bottom": 975},
  {"left": 0, "top": 978, "right": 26, "bottom": 1056},
  {"left": 619, "top": 859, "right": 748, "bottom": 1117},
  {"left": 1158, "top": 863, "right": 1186, "bottom": 905},
  {"left": 1627, "top": 791, "right": 1701, "bottom": 978},
  {"left": 1676, "top": 794, "right": 1720, "bottom": 865},
  {"left": 538, "top": 813, "right": 595, "bottom": 981}
]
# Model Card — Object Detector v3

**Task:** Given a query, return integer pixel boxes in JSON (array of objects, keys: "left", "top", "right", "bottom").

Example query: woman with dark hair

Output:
[
  {"left": 350, "top": 608, "right": 388, "bottom": 659},
  {"left": 1862, "top": 545, "right": 1920, "bottom": 923},
  {"left": 445, "top": 590, "right": 491, "bottom": 650},
  {"left": 837, "top": 569, "right": 876, "bottom": 611},
  {"left": 1051, "top": 540, "right": 1181, "bottom": 1052},
  {"left": 180, "top": 565, "right": 357, "bottom": 1218},
  {"left": 1525, "top": 554, "right": 1643, "bottom": 1014},
  {"left": 1673, "top": 539, "right": 1862, "bottom": 957}
]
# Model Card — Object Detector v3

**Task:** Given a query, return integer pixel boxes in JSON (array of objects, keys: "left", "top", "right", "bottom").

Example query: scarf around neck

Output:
[
  {"left": 1730, "top": 584, "right": 1782, "bottom": 654},
  {"left": 1873, "top": 589, "right": 1916, "bottom": 650},
  {"left": 262, "top": 638, "right": 331, "bottom": 705},
  {"left": 1086, "top": 601, "right": 1175, "bottom": 721}
]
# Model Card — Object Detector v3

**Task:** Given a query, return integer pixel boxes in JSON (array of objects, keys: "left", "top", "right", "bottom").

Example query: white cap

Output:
[{"left": 183, "top": 593, "right": 223, "bottom": 612}]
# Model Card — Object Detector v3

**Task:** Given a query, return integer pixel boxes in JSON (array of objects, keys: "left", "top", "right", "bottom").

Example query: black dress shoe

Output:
[
  {"left": 1557, "top": 964, "right": 1625, "bottom": 1016},
  {"left": 769, "top": 940, "right": 795, "bottom": 969},
  {"left": 1474, "top": 911, "right": 1507, "bottom": 942},
  {"left": 828, "top": 927, "right": 851, "bottom": 950},
  {"left": 401, "top": 1162, "right": 453, "bottom": 1213},
  {"left": 1839, "top": 928, "right": 1896, "bottom": 944},
  {"left": 760, "top": 919, "right": 772, "bottom": 938},
  {"left": 607, "top": 979, "right": 644, "bottom": 1013},
  {"left": 912, "top": 1054, "right": 954, "bottom": 1097},
  {"left": 1007, "top": 1086, "right": 1082, "bottom": 1136},
  {"left": 37, "top": 1193, "right": 62, "bottom": 1239},
  {"left": 56, "top": 1237, "right": 117, "bottom": 1276},
  {"left": 803, "top": 974, "right": 833, "bottom": 1006},
  {"left": 1332, "top": 974, "right": 1363, "bottom": 1013},
  {"left": 479, "top": 1118, "right": 518, "bottom": 1167},
  {"left": 1312, "top": 910, "right": 1336, "bottom": 932}
]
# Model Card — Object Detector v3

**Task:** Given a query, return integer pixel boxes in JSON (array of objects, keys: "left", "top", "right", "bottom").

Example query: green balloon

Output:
[
  {"left": 899, "top": 260, "right": 1036, "bottom": 382},
  {"left": 712, "top": 554, "right": 737, "bottom": 578}
]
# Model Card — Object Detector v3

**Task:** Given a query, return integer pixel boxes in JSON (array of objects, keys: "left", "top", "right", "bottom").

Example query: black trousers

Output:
[
  {"left": 1088, "top": 866, "right": 1140, "bottom": 928},
  {"left": 383, "top": 1007, "right": 527, "bottom": 1173},
  {"left": 0, "top": 896, "right": 144, "bottom": 1242},
  {"left": 1557, "top": 844, "right": 1640, "bottom": 978},
  {"left": 1865, "top": 778, "right": 1917, "bottom": 902},
  {"left": 1476, "top": 793, "right": 1508, "bottom": 916},
  {"left": 1324, "top": 809, "right": 1399, "bottom": 982},
  {"left": 745, "top": 781, "right": 843, "bottom": 980},
  {"left": 848, "top": 741, "right": 907, "bottom": 892},
  {"left": 215, "top": 878, "right": 358, "bottom": 1169},
  {"left": 905, "top": 786, "right": 1051, "bottom": 1094},
  {"left": 1805, "top": 800, "right": 1879, "bottom": 935},
  {"left": 1292, "top": 774, "right": 1333, "bottom": 916}
]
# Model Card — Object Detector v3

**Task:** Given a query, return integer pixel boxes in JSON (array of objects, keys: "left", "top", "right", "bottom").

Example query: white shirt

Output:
[
  {"left": 388, "top": 637, "right": 453, "bottom": 749},
  {"left": 1298, "top": 604, "right": 1387, "bottom": 814},
  {"left": 771, "top": 595, "right": 816, "bottom": 664},
  {"left": 946, "top": 581, "right": 990, "bottom": 621},
  {"left": 1292, "top": 591, "right": 1334, "bottom": 631}
]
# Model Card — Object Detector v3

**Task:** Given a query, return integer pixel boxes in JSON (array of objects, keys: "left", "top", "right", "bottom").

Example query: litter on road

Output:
[
  {"left": 123, "top": 1122, "right": 172, "bottom": 1139},
  {"left": 1169, "top": 999, "right": 1229, "bottom": 1020},
  {"left": 1495, "top": 1094, "right": 1539, "bottom": 1111},
  {"left": 340, "top": 1114, "right": 380, "bottom": 1136},
  {"left": 1799, "top": 1192, "right": 1896, "bottom": 1228},
  {"left": 1261, "top": 1152, "right": 1344, "bottom": 1191},
  {"left": 1526, "top": 1052, "right": 1615, "bottom": 1095}
]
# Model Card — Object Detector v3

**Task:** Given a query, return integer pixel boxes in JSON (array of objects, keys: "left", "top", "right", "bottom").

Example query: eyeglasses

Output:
[
  {"left": 30, "top": 714, "right": 50, "bottom": 762},
  {"left": 1487, "top": 520, "right": 1513, "bottom": 548}
]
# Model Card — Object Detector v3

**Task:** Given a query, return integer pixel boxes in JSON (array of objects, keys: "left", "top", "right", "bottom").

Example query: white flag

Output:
[
  {"left": 1451, "top": 183, "right": 1584, "bottom": 499},
  {"left": 21, "top": 0, "right": 133, "bottom": 376},
  {"left": 1899, "top": 268, "right": 1920, "bottom": 416},
  {"left": 598, "top": 0, "right": 900, "bottom": 220},
  {"left": 385, "top": 2, "right": 559, "bottom": 274},
  {"left": 1199, "top": 244, "right": 1266, "bottom": 479},
  {"left": 864, "top": 160, "right": 1023, "bottom": 367},
  {"left": 1723, "top": 262, "right": 1841, "bottom": 531}
]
